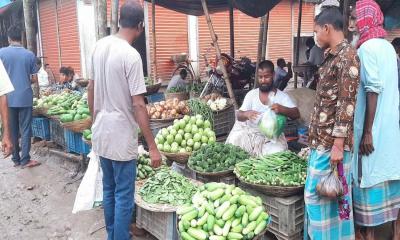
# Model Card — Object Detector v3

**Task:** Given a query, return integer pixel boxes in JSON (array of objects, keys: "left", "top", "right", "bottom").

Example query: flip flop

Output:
[{"left": 21, "top": 160, "right": 41, "bottom": 169}]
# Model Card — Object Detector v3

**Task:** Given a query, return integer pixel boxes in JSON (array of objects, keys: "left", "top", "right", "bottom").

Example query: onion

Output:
[
  {"left": 171, "top": 109, "right": 177, "bottom": 115},
  {"left": 154, "top": 111, "right": 161, "bottom": 119}
]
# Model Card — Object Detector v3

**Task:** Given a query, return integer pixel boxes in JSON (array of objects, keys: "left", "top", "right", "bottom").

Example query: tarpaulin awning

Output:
[{"left": 144, "top": 0, "right": 282, "bottom": 18}]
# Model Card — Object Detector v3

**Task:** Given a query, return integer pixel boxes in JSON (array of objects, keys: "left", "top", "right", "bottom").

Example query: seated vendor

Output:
[
  {"left": 226, "top": 60, "right": 300, "bottom": 156},
  {"left": 167, "top": 69, "right": 187, "bottom": 91},
  {"left": 53, "top": 66, "right": 77, "bottom": 91}
]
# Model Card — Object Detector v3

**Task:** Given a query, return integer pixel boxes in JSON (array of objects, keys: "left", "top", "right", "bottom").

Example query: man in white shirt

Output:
[
  {"left": 0, "top": 59, "right": 14, "bottom": 157},
  {"left": 226, "top": 60, "right": 300, "bottom": 156}
]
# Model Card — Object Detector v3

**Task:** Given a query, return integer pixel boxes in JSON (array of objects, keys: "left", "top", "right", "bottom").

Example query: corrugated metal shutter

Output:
[
  {"left": 39, "top": 0, "right": 59, "bottom": 80},
  {"left": 39, "top": 0, "right": 81, "bottom": 79},
  {"left": 197, "top": 0, "right": 315, "bottom": 77},
  {"left": 147, "top": 5, "right": 189, "bottom": 82},
  {"left": 57, "top": 0, "right": 81, "bottom": 76}
]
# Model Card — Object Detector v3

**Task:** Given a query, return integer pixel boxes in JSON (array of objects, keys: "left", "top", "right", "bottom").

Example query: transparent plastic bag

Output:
[
  {"left": 258, "top": 108, "right": 286, "bottom": 140},
  {"left": 316, "top": 165, "right": 344, "bottom": 199}
]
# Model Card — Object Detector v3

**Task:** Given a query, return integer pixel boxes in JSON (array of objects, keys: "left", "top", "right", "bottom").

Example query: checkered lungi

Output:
[
  {"left": 304, "top": 149, "right": 355, "bottom": 240},
  {"left": 353, "top": 180, "right": 400, "bottom": 227}
]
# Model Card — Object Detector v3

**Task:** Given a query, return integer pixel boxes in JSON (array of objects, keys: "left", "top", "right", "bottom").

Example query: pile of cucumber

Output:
[
  {"left": 136, "top": 154, "right": 155, "bottom": 180},
  {"left": 177, "top": 183, "right": 269, "bottom": 240}
]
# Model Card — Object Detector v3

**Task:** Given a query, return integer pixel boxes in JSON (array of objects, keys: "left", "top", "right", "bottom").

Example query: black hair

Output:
[
  {"left": 179, "top": 69, "right": 188, "bottom": 79},
  {"left": 7, "top": 25, "right": 22, "bottom": 42},
  {"left": 59, "top": 66, "right": 74, "bottom": 76},
  {"left": 306, "top": 37, "right": 315, "bottom": 48},
  {"left": 277, "top": 58, "right": 286, "bottom": 67},
  {"left": 258, "top": 60, "right": 274, "bottom": 72},
  {"left": 314, "top": 6, "right": 344, "bottom": 31},
  {"left": 119, "top": 1, "right": 144, "bottom": 29},
  {"left": 392, "top": 38, "right": 400, "bottom": 48}
]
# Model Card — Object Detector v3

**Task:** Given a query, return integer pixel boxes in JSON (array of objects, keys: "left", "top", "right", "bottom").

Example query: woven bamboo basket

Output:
[
  {"left": 165, "top": 92, "right": 189, "bottom": 101},
  {"left": 161, "top": 151, "right": 191, "bottom": 164},
  {"left": 238, "top": 180, "right": 304, "bottom": 198},
  {"left": 32, "top": 107, "right": 47, "bottom": 117},
  {"left": 61, "top": 118, "right": 92, "bottom": 133}
]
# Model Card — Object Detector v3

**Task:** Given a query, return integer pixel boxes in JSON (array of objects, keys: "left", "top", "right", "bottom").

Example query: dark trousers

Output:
[
  {"left": 9, "top": 107, "right": 32, "bottom": 165},
  {"left": 100, "top": 157, "right": 136, "bottom": 240}
]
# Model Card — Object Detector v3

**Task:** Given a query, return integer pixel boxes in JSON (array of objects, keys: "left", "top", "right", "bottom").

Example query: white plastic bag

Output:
[{"left": 72, "top": 151, "right": 103, "bottom": 213}]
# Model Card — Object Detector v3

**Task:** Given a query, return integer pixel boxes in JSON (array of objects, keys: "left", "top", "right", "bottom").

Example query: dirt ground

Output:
[{"left": 0, "top": 143, "right": 155, "bottom": 240}]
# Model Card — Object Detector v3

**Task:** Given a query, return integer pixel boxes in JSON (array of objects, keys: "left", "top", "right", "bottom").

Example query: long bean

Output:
[{"left": 188, "top": 99, "right": 214, "bottom": 126}]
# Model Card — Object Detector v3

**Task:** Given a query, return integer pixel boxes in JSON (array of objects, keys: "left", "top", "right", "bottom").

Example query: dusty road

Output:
[{"left": 0, "top": 144, "right": 154, "bottom": 240}]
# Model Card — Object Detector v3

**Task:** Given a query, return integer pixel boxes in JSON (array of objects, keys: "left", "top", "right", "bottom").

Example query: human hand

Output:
[
  {"left": 360, "top": 131, "right": 374, "bottom": 156},
  {"left": 271, "top": 104, "right": 284, "bottom": 114},
  {"left": 149, "top": 147, "right": 162, "bottom": 168},
  {"left": 330, "top": 145, "right": 344, "bottom": 165},
  {"left": 2, "top": 134, "right": 13, "bottom": 158},
  {"left": 245, "top": 110, "right": 260, "bottom": 121}
]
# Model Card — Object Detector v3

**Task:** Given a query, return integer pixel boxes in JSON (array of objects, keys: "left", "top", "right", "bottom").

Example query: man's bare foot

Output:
[{"left": 21, "top": 160, "right": 41, "bottom": 169}]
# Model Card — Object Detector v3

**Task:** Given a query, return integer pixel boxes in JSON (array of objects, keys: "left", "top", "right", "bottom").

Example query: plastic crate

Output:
[
  {"left": 146, "top": 93, "right": 165, "bottom": 104},
  {"left": 196, "top": 174, "right": 238, "bottom": 186},
  {"left": 50, "top": 119, "right": 66, "bottom": 148},
  {"left": 213, "top": 104, "right": 235, "bottom": 137},
  {"left": 238, "top": 183, "right": 304, "bottom": 239},
  {"left": 136, "top": 206, "right": 178, "bottom": 240},
  {"left": 32, "top": 117, "right": 50, "bottom": 140},
  {"left": 64, "top": 129, "right": 91, "bottom": 155},
  {"left": 284, "top": 120, "right": 298, "bottom": 138}
]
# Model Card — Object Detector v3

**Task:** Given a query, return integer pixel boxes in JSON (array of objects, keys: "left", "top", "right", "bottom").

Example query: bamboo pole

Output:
[
  {"left": 229, "top": 0, "right": 234, "bottom": 58},
  {"left": 111, "top": 0, "right": 119, "bottom": 35},
  {"left": 294, "top": 0, "right": 303, "bottom": 89},
  {"left": 261, "top": 13, "right": 269, "bottom": 61},
  {"left": 151, "top": 0, "right": 157, "bottom": 83},
  {"left": 200, "top": 0, "right": 237, "bottom": 108},
  {"left": 254, "top": 15, "right": 266, "bottom": 88},
  {"left": 343, "top": 0, "right": 350, "bottom": 39}
]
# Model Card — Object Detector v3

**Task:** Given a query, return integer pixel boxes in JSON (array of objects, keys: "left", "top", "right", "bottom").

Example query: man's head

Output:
[
  {"left": 277, "top": 58, "right": 286, "bottom": 68},
  {"left": 349, "top": 0, "right": 386, "bottom": 48},
  {"left": 119, "top": 1, "right": 144, "bottom": 43},
  {"left": 179, "top": 69, "right": 188, "bottom": 80},
  {"left": 258, "top": 60, "right": 275, "bottom": 93},
  {"left": 313, "top": 7, "right": 344, "bottom": 49},
  {"left": 59, "top": 67, "right": 74, "bottom": 83},
  {"left": 306, "top": 37, "right": 315, "bottom": 49},
  {"left": 7, "top": 25, "right": 22, "bottom": 44},
  {"left": 391, "top": 38, "right": 400, "bottom": 56}
]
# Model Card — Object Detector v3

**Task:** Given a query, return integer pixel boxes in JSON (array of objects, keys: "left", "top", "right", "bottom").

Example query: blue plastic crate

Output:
[
  {"left": 146, "top": 92, "right": 165, "bottom": 104},
  {"left": 64, "top": 129, "right": 91, "bottom": 155},
  {"left": 32, "top": 117, "right": 50, "bottom": 140},
  {"left": 50, "top": 120, "right": 66, "bottom": 148}
]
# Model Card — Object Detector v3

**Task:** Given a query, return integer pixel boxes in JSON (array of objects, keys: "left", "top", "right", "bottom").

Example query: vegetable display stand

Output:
[
  {"left": 239, "top": 183, "right": 304, "bottom": 240},
  {"left": 32, "top": 117, "right": 50, "bottom": 140},
  {"left": 135, "top": 206, "right": 178, "bottom": 240},
  {"left": 64, "top": 129, "right": 91, "bottom": 155},
  {"left": 135, "top": 181, "right": 179, "bottom": 240},
  {"left": 212, "top": 102, "right": 235, "bottom": 137},
  {"left": 49, "top": 119, "right": 66, "bottom": 148},
  {"left": 172, "top": 162, "right": 197, "bottom": 180},
  {"left": 61, "top": 118, "right": 92, "bottom": 133},
  {"left": 161, "top": 151, "right": 191, "bottom": 165},
  {"left": 150, "top": 118, "right": 176, "bottom": 136}
]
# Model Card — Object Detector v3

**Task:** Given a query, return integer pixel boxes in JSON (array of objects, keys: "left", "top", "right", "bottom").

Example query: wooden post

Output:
[
  {"left": 255, "top": 15, "right": 266, "bottom": 88},
  {"left": 111, "top": 0, "right": 119, "bottom": 34},
  {"left": 229, "top": 0, "right": 234, "bottom": 58},
  {"left": 261, "top": 13, "right": 269, "bottom": 61},
  {"left": 201, "top": 0, "right": 237, "bottom": 108},
  {"left": 294, "top": 0, "right": 303, "bottom": 89},
  {"left": 151, "top": 0, "right": 157, "bottom": 83},
  {"left": 343, "top": 0, "right": 350, "bottom": 38},
  {"left": 23, "top": 0, "right": 39, "bottom": 98},
  {"left": 98, "top": 0, "right": 107, "bottom": 39}
]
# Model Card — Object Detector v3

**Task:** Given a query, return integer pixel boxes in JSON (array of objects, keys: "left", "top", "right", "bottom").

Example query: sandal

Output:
[{"left": 21, "top": 160, "right": 41, "bottom": 169}]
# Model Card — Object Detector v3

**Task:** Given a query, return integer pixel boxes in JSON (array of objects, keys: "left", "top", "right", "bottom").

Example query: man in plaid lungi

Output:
[
  {"left": 305, "top": 7, "right": 360, "bottom": 240},
  {"left": 349, "top": 1, "right": 400, "bottom": 239}
]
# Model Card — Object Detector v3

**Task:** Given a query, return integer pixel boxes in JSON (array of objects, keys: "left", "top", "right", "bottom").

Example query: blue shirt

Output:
[
  {"left": 353, "top": 39, "right": 400, "bottom": 188},
  {"left": 0, "top": 45, "right": 37, "bottom": 107}
]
